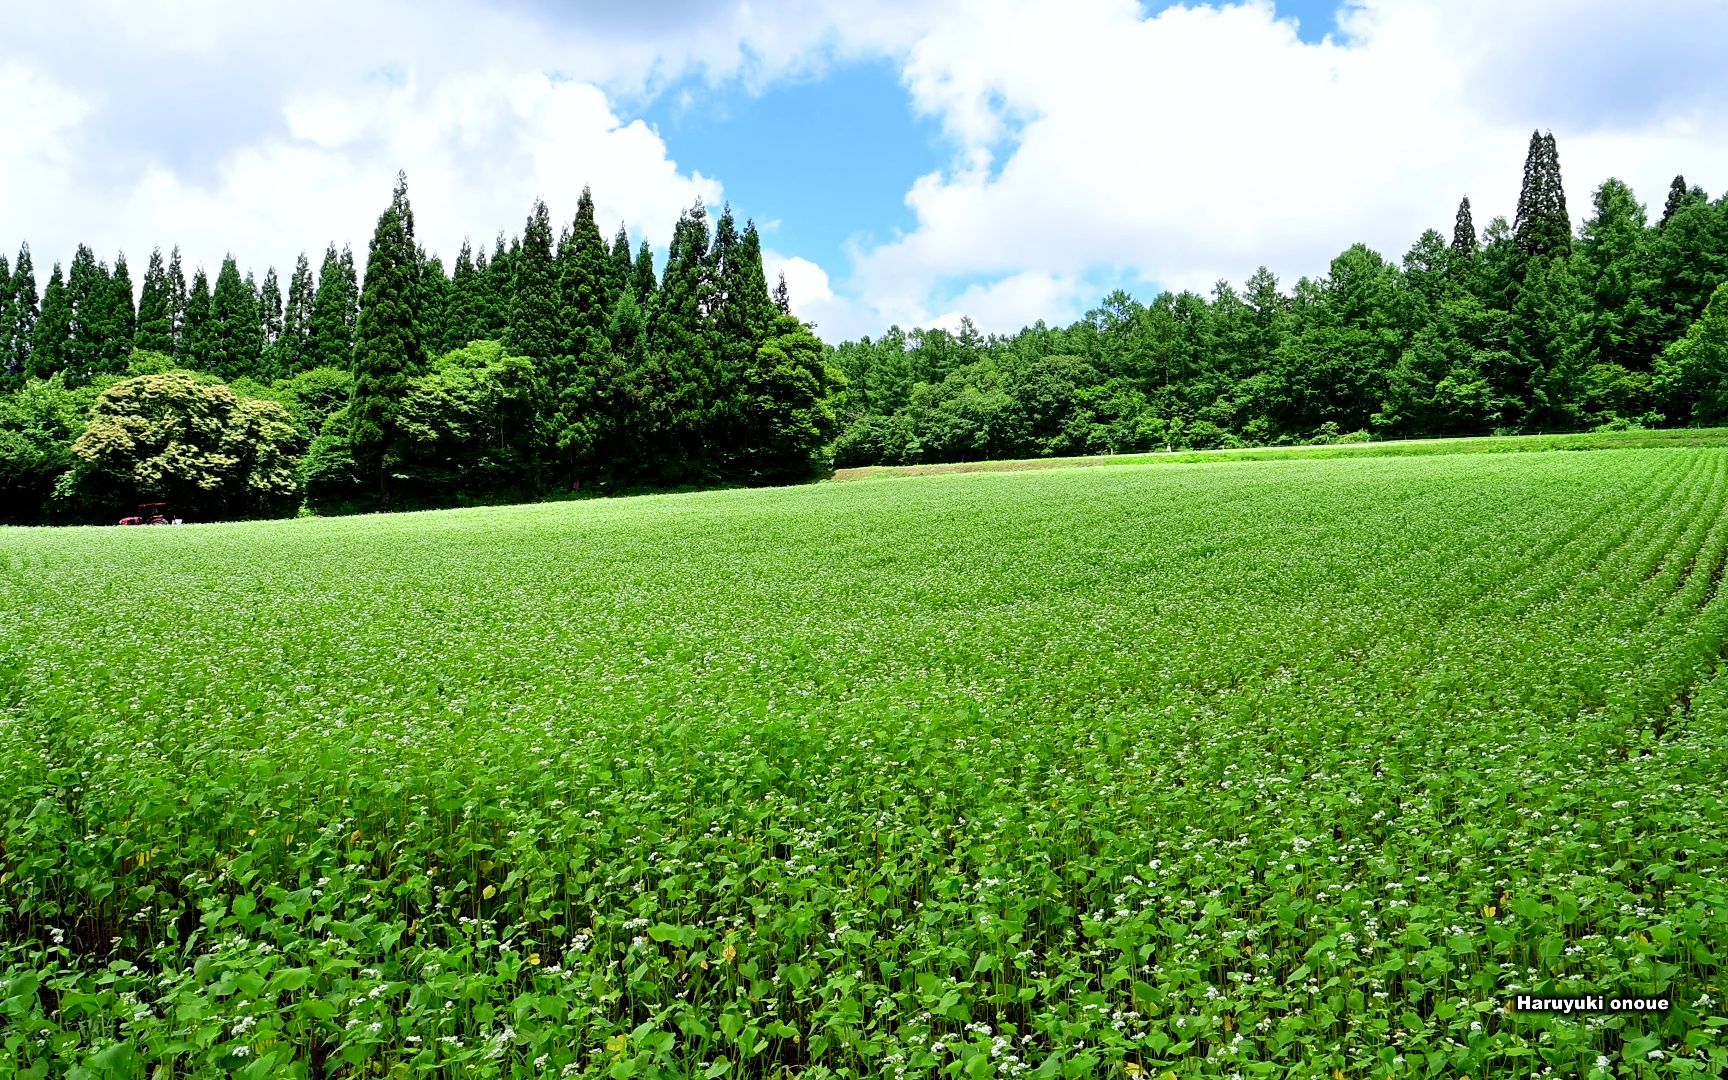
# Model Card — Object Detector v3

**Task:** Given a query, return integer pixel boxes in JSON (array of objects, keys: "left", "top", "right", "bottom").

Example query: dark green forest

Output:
[{"left": 2, "top": 131, "right": 1727, "bottom": 524}]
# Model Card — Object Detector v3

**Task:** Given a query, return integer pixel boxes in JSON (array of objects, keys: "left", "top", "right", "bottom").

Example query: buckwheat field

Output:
[{"left": 3, "top": 449, "right": 1725, "bottom": 1078}]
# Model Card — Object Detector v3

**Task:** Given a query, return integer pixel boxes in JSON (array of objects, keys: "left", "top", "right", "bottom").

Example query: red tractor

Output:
[{"left": 118, "top": 502, "right": 178, "bottom": 526}]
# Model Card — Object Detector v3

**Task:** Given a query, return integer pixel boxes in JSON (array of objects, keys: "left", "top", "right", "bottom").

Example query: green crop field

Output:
[{"left": 3, "top": 448, "right": 1726, "bottom": 1079}]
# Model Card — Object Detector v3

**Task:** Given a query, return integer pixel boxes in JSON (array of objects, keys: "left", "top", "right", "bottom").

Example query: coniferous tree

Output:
[
  {"left": 208, "top": 255, "right": 265, "bottom": 381},
  {"left": 164, "top": 246, "right": 189, "bottom": 354},
  {"left": 632, "top": 199, "right": 717, "bottom": 481},
  {"left": 1513, "top": 130, "right": 1571, "bottom": 265},
  {"left": 180, "top": 267, "right": 213, "bottom": 369},
  {"left": 1450, "top": 197, "right": 1478, "bottom": 262},
  {"left": 260, "top": 267, "right": 284, "bottom": 353},
  {"left": 339, "top": 246, "right": 360, "bottom": 338},
  {"left": 308, "top": 244, "right": 358, "bottom": 370},
  {"left": 349, "top": 181, "right": 426, "bottom": 509},
  {"left": 725, "top": 219, "right": 831, "bottom": 481},
  {"left": 608, "top": 224, "right": 634, "bottom": 307},
  {"left": 419, "top": 250, "right": 450, "bottom": 354},
  {"left": 4, "top": 245, "right": 39, "bottom": 380},
  {"left": 281, "top": 252, "right": 315, "bottom": 375},
  {"left": 633, "top": 240, "right": 657, "bottom": 306},
  {"left": 111, "top": 253, "right": 136, "bottom": 359},
  {"left": 482, "top": 233, "right": 515, "bottom": 340},
  {"left": 1660, "top": 175, "right": 1694, "bottom": 227},
  {"left": 64, "top": 245, "right": 104, "bottom": 382},
  {"left": 136, "top": 247, "right": 174, "bottom": 353},
  {"left": 1575, "top": 178, "right": 1661, "bottom": 382},
  {"left": 30, "top": 264, "right": 70, "bottom": 380},
  {"left": 447, "top": 240, "right": 484, "bottom": 349},
  {"left": 1655, "top": 282, "right": 1728, "bottom": 424},
  {"left": 559, "top": 187, "right": 613, "bottom": 339},
  {"left": 543, "top": 187, "right": 620, "bottom": 486},
  {"left": 506, "top": 199, "right": 559, "bottom": 363},
  {"left": 0, "top": 254, "right": 13, "bottom": 387},
  {"left": 734, "top": 222, "right": 778, "bottom": 339}
]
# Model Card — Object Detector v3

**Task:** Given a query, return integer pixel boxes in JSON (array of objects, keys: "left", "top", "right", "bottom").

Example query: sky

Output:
[{"left": 3, "top": 0, "right": 1726, "bottom": 343}]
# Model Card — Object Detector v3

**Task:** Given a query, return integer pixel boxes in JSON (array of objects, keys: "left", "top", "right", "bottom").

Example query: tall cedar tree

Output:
[
  {"left": 506, "top": 200, "right": 559, "bottom": 363},
  {"left": 546, "top": 187, "right": 618, "bottom": 484},
  {"left": 447, "top": 240, "right": 484, "bottom": 349},
  {"left": 308, "top": 244, "right": 359, "bottom": 369},
  {"left": 720, "top": 219, "right": 803, "bottom": 480},
  {"left": 165, "top": 247, "right": 189, "bottom": 354},
  {"left": 559, "top": 188, "right": 613, "bottom": 339},
  {"left": 632, "top": 240, "right": 657, "bottom": 305},
  {"left": 259, "top": 267, "right": 284, "bottom": 377},
  {"left": 349, "top": 181, "right": 426, "bottom": 508},
  {"left": 0, "top": 254, "right": 12, "bottom": 388},
  {"left": 419, "top": 249, "right": 450, "bottom": 355},
  {"left": 608, "top": 224, "right": 634, "bottom": 308},
  {"left": 111, "top": 254, "right": 136, "bottom": 360},
  {"left": 1513, "top": 130, "right": 1571, "bottom": 265},
  {"left": 208, "top": 256, "right": 264, "bottom": 381},
  {"left": 339, "top": 248, "right": 360, "bottom": 337},
  {"left": 483, "top": 234, "right": 515, "bottom": 341},
  {"left": 1661, "top": 175, "right": 1691, "bottom": 227},
  {"left": 1450, "top": 197, "right": 1477, "bottom": 261},
  {"left": 136, "top": 247, "right": 174, "bottom": 353},
  {"left": 703, "top": 208, "right": 761, "bottom": 471},
  {"left": 1575, "top": 178, "right": 1659, "bottom": 376},
  {"left": 180, "top": 268, "right": 213, "bottom": 369},
  {"left": 65, "top": 245, "right": 121, "bottom": 384},
  {"left": 4, "top": 245, "right": 39, "bottom": 380},
  {"left": 281, "top": 252, "right": 316, "bottom": 375},
  {"left": 30, "top": 264, "right": 70, "bottom": 380},
  {"left": 639, "top": 200, "right": 716, "bottom": 480}
]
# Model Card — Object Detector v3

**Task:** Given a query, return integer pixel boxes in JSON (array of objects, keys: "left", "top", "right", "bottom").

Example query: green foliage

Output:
[
  {"left": 726, "top": 315, "right": 844, "bottom": 482},
  {"left": 2, "top": 244, "right": 40, "bottom": 387},
  {"left": 28, "top": 262, "right": 70, "bottom": 382},
  {"left": 277, "top": 251, "right": 317, "bottom": 377},
  {"left": 505, "top": 199, "right": 559, "bottom": 365},
  {"left": 256, "top": 364, "right": 355, "bottom": 440},
  {"left": 134, "top": 246, "right": 174, "bottom": 354},
  {"left": 4, "top": 451, "right": 1725, "bottom": 1076},
  {"left": 395, "top": 341, "right": 543, "bottom": 501},
  {"left": 1449, "top": 195, "right": 1477, "bottom": 262},
  {"left": 0, "top": 376, "right": 92, "bottom": 522},
  {"left": 62, "top": 244, "right": 128, "bottom": 384},
  {"left": 178, "top": 266, "right": 213, "bottom": 370},
  {"left": 1656, "top": 282, "right": 1728, "bottom": 425},
  {"left": 307, "top": 244, "right": 359, "bottom": 371},
  {"left": 1513, "top": 129, "right": 1572, "bottom": 264},
  {"left": 208, "top": 255, "right": 265, "bottom": 382},
  {"left": 348, "top": 179, "right": 427, "bottom": 507},
  {"left": 59, "top": 371, "right": 302, "bottom": 520},
  {"left": 445, "top": 239, "right": 486, "bottom": 350}
]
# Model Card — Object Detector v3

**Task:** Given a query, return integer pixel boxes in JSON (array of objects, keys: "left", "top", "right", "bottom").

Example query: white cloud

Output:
[
  {"left": 833, "top": 0, "right": 1728, "bottom": 333},
  {"left": 3, "top": 0, "right": 1726, "bottom": 344},
  {"left": 1, "top": 63, "right": 720, "bottom": 287}
]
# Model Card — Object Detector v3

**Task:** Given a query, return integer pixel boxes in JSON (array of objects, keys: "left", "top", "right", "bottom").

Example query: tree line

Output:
[
  {"left": 830, "top": 132, "right": 1728, "bottom": 465},
  {"left": 0, "top": 177, "right": 841, "bottom": 523},
  {"left": 3, "top": 131, "right": 1728, "bottom": 524}
]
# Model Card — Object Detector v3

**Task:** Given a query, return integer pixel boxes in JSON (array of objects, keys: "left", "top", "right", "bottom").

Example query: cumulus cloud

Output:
[
  {"left": 836, "top": 0, "right": 1728, "bottom": 333},
  {"left": 3, "top": 0, "right": 1725, "bottom": 342},
  {"left": 0, "top": 0, "right": 758, "bottom": 280}
]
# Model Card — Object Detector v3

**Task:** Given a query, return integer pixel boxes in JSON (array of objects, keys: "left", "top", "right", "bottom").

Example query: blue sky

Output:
[
  {"left": 637, "top": 0, "right": 1348, "bottom": 330},
  {"left": 2, "top": 0, "right": 1724, "bottom": 342}
]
